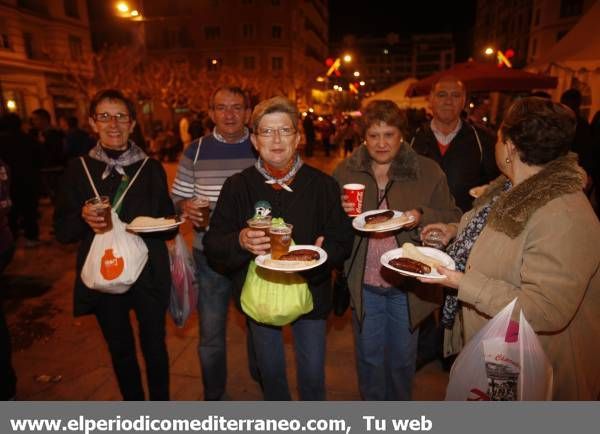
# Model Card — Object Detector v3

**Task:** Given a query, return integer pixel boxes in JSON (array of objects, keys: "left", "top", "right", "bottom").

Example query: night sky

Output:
[{"left": 328, "top": 0, "right": 477, "bottom": 61}]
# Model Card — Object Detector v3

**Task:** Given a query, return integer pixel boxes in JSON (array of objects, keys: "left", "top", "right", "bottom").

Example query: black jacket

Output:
[
  {"left": 204, "top": 164, "right": 354, "bottom": 319},
  {"left": 54, "top": 156, "right": 175, "bottom": 316},
  {"left": 411, "top": 122, "right": 499, "bottom": 212}
]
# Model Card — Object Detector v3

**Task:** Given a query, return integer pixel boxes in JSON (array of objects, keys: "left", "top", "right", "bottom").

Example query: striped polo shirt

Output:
[{"left": 171, "top": 132, "right": 256, "bottom": 249}]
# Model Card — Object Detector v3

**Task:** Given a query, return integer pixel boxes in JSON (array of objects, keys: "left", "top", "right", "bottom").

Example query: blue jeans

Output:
[
  {"left": 353, "top": 285, "right": 419, "bottom": 400},
  {"left": 249, "top": 318, "right": 326, "bottom": 400},
  {"left": 194, "top": 248, "right": 233, "bottom": 400}
]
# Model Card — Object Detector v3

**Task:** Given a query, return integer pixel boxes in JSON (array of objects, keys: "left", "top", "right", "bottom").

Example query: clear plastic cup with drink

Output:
[
  {"left": 85, "top": 195, "right": 112, "bottom": 232},
  {"left": 422, "top": 228, "right": 445, "bottom": 249},
  {"left": 343, "top": 183, "right": 365, "bottom": 216},
  {"left": 268, "top": 219, "right": 293, "bottom": 260},
  {"left": 192, "top": 195, "right": 210, "bottom": 230},
  {"left": 246, "top": 215, "right": 272, "bottom": 231}
]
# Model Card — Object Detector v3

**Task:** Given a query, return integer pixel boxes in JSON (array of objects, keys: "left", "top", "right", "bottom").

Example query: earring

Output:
[{"left": 505, "top": 157, "right": 511, "bottom": 164}]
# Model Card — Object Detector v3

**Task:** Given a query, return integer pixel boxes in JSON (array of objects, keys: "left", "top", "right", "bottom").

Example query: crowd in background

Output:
[{"left": 0, "top": 83, "right": 599, "bottom": 402}]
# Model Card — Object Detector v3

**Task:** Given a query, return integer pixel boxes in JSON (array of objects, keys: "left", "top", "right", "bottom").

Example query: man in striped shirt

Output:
[{"left": 171, "top": 86, "right": 256, "bottom": 400}]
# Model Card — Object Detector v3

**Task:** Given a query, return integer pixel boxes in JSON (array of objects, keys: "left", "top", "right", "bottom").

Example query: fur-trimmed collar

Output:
[
  {"left": 479, "top": 153, "right": 585, "bottom": 238},
  {"left": 345, "top": 144, "right": 419, "bottom": 181}
]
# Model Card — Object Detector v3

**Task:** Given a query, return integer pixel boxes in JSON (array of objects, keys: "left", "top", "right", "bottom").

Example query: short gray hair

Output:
[{"left": 251, "top": 96, "right": 299, "bottom": 132}]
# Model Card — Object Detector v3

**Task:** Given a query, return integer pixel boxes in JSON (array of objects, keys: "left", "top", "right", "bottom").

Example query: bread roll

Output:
[{"left": 401, "top": 242, "right": 444, "bottom": 269}]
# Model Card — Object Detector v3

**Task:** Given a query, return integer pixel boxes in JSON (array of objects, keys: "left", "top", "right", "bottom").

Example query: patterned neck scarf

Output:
[
  {"left": 255, "top": 153, "right": 303, "bottom": 192},
  {"left": 89, "top": 141, "right": 147, "bottom": 180},
  {"left": 441, "top": 180, "right": 512, "bottom": 329}
]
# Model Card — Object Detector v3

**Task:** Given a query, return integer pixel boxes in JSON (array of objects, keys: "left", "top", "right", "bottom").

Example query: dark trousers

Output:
[
  {"left": 9, "top": 187, "right": 39, "bottom": 241},
  {"left": 94, "top": 287, "right": 169, "bottom": 400},
  {"left": 1, "top": 246, "right": 16, "bottom": 400}
]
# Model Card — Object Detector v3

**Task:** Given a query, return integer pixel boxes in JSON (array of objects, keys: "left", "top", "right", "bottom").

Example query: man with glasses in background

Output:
[{"left": 171, "top": 86, "right": 257, "bottom": 400}]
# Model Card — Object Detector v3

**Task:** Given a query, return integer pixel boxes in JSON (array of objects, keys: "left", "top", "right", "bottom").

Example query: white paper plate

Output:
[
  {"left": 255, "top": 245, "right": 327, "bottom": 272},
  {"left": 127, "top": 219, "right": 184, "bottom": 233},
  {"left": 381, "top": 246, "right": 455, "bottom": 279},
  {"left": 352, "top": 210, "right": 414, "bottom": 233}
]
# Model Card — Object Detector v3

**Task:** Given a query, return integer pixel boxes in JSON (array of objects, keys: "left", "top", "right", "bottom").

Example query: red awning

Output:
[{"left": 405, "top": 61, "right": 558, "bottom": 97}]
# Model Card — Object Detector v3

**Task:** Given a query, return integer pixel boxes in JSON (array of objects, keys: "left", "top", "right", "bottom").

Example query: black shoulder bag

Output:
[{"left": 332, "top": 181, "right": 394, "bottom": 316}]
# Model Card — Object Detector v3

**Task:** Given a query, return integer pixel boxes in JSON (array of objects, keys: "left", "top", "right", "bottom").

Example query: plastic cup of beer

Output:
[
  {"left": 268, "top": 223, "right": 293, "bottom": 260},
  {"left": 343, "top": 183, "right": 365, "bottom": 216},
  {"left": 422, "top": 229, "right": 445, "bottom": 249},
  {"left": 247, "top": 215, "right": 272, "bottom": 232},
  {"left": 85, "top": 195, "right": 112, "bottom": 231},
  {"left": 193, "top": 195, "right": 210, "bottom": 230}
]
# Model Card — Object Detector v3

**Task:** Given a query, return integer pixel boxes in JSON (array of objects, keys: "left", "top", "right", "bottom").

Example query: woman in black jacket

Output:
[
  {"left": 54, "top": 89, "right": 175, "bottom": 400},
  {"left": 204, "top": 97, "right": 353, "bottom": 400}
]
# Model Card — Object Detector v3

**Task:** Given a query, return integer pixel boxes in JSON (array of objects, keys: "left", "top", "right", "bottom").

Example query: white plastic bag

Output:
[
  {"left": 168, "top": 234, "right": 198, "bottom": 327},
  {"left": 446, "top": 298, "right": 553, "bottom": 401},
  {"left": 81, "top": 210, "right": 149, "bottom": 293}
]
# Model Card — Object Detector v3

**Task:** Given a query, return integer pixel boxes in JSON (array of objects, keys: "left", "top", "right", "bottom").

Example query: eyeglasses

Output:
[
  {"left": 212, "top": 104, "right": 246, "bottom": 113},
  {"left": 93, "top": 112, "right": 131, "bottom": 123},
  {"left": 256, "top": 127, "right": 297, "bottom": 137}
]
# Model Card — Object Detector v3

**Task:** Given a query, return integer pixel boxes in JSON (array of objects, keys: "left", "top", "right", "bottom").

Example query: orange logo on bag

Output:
[{"left": 100, "top": 248, "right": 124, "bottom": 280}]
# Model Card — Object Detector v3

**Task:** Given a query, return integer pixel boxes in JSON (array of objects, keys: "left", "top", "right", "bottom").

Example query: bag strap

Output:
[
  {"left": 193, "top": 136, "right": 203, "bottom": 165},
  {"left": 80, "top": 157, "right": 100, "bottom": 198},
  {"left": 112, "top": 158, "right": 149, "bottom": 210},
  {"left": 345, "top": 180, "right": 394, "bottom": 274},
  {"left": 470, "top": 124, "right": 483, "bottom": 164},
  {"left": 191, "top": 136, "right": 203, "bottom": 197}
]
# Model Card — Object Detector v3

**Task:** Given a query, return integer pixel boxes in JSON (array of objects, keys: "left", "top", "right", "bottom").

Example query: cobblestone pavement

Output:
[{"left": 3, "top": 145, "right": 448, "bottom": 400}]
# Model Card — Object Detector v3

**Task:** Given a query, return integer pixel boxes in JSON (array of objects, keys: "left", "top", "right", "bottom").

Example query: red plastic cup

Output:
[{"left": 343, "top": 183, "right": 365, "bottom": 216}]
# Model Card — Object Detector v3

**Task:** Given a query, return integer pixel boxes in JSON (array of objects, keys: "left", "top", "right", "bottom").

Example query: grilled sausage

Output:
[
  {"left": 388, "top": 257, "right": 431, "bottom": 274},
  {"left": 279, "top": 249, "right": 320, "bottom": 261},
  {"left": 364, "top": 210, "right": 395, "bottom": 224}
]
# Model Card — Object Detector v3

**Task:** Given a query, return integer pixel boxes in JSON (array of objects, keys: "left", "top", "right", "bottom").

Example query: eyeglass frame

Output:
[
  {"left": 92, "top": 112, "right": 132, "bottom": 123},
  {"left": 255, "top": 127, "right": 297, "bottom": 137}
]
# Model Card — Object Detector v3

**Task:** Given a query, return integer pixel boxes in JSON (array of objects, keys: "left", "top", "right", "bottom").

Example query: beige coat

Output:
[
  {"left": 333, "top": 144, "right": 462, "bottom": 329},
  {"left": 455, "top": 154, "right": 600, "bottom": 400}
]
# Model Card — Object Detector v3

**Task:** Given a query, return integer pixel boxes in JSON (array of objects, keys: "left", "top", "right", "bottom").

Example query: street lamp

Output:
[
  {"left": 353, "top": 71, "right": 360, "bottom": 77},
  {"left": 116, "top": 2, "right": 130, "bottom": 13},
  {"left": 343, "top": 54, "right": 352, "bottom": 63},
  {"left": 484, "top": 47, "right": 495, "bottom": 56}
]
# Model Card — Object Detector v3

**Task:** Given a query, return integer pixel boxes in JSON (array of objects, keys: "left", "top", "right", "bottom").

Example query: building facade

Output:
[
  {"left": 89, "top": 0, "right": 328, "bottom": 111},
  {"left": 527, "top": 0, "right": 596, "bottom": 64},
  {"left": 335, "top": 32, "right": 455, "bottom": 93},
  {"left": 0, "top": 0, "right": 93, "bottom": 121},
  {"left": 473, "top": 0, "right": 533, "bottom": 68},
  {"left": 473, "top": 0, "right": 596, "bottom": 67}
]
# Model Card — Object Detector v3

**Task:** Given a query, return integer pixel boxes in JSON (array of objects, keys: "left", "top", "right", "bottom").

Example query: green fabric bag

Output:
[{"left": 241, "top": 259, "right": 313, "bottom": 327}]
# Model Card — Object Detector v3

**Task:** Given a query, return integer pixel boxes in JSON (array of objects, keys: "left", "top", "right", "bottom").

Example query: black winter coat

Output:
[
  {"left": 204, "top": 164, "right": 354, "bottom": 320},
  {"left": 54, "top": 156, "right": 175, "bottom": 316},
  {"left": 411, "top": 122, "right": 499, "bottom": 212}
]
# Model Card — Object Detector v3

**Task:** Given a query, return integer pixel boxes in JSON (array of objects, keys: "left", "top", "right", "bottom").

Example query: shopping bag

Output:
[
  {"left": 446, "top": 298, "right": 553, "bottom": 401},
  {"left": 168, "top": 234, "right": 199, "bottom": 327},
  {"left": 241, "top": 260, "right": 313, "bottom": 327},
  {"left": 81, "top": 210, "right": 149, "bottom": 293}
]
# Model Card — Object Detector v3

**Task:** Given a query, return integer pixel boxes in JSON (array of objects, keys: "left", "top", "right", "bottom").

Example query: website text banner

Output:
[{"left": 1, "top": 402, "right": 598, "bottom": 434}]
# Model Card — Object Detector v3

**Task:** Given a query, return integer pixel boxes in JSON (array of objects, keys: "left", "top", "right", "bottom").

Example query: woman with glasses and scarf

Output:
[
  {"left": 333, "top": 100, "right": 462, "bottom": 400},
  {"left": 54, "top": 89, "right": 175, "bottom": 400},
  {"left": 204, "top": 97, "right": 353, "bottom": 400}
]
